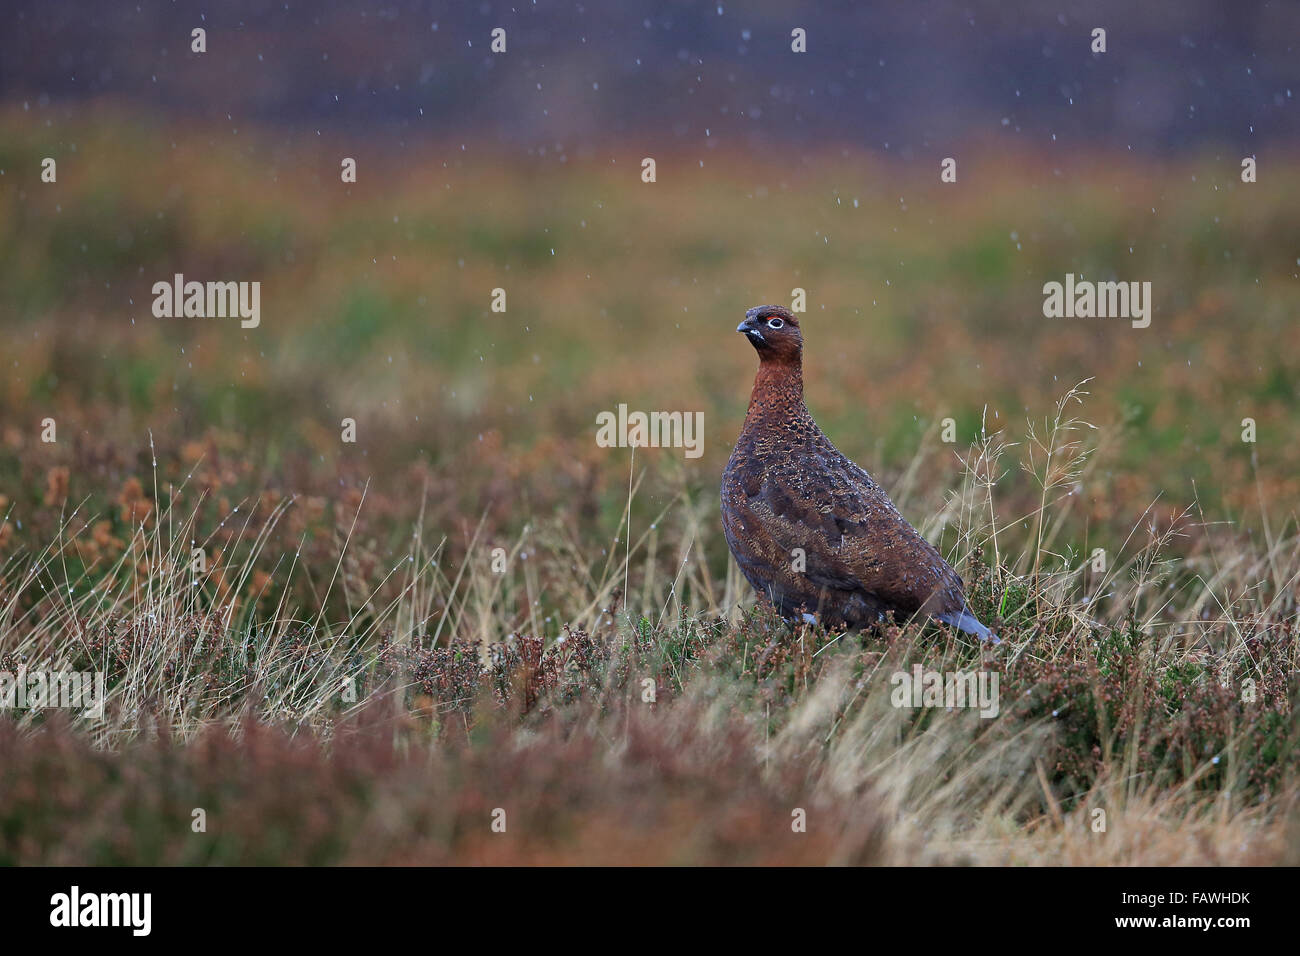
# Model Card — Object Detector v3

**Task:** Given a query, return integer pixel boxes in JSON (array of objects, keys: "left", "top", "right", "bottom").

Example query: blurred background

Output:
[
  {"left": 1, "top": 0, "right": 1298, "bottom": 619},
  {"left": 3, "top": 0, "right": 1300, "bottom": 870}
]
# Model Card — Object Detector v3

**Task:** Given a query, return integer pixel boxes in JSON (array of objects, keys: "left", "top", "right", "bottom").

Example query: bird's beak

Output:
[{"left": 737, "top": 319, "right": 765, "bottom": 344}]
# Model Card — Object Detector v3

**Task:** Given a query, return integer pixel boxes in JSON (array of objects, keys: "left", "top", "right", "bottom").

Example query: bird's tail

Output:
[{"left": 935, "top": 608, "right": 999, "bottom": 644}]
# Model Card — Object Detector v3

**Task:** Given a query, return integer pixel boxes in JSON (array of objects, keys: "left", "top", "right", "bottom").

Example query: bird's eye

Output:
[{"left": 767, "top": 317, "right": 784, "bottom": 329}]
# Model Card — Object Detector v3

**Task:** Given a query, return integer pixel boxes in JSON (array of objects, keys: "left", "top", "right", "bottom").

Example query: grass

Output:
[
  {"left": 1, "top": 378, "right": 1295, "bottom": 864},
  {"left": 0, "top": 108, "right": 1297, "bottom": 864}
]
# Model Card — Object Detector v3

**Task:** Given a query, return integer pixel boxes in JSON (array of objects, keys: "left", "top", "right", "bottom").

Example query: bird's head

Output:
[{"left": 737, "top": 305, "right": 802, "bottom": 364}]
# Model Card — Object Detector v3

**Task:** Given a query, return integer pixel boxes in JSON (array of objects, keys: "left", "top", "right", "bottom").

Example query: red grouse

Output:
[{"left": 721, "top": 305, "right": 994, "bottom": 641}]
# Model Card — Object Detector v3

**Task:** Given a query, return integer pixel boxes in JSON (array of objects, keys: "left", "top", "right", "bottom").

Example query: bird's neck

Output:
[{"left": 742, "top": 359, "right": 806, "bottom": 429}]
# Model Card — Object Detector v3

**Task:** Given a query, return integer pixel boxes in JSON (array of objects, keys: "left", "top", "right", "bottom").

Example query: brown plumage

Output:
[{"left": 721, "top": 305, "right": 994, "bottom": 641}]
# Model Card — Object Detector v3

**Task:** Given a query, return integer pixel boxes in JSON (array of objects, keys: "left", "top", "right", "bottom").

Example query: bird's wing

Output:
[{"left": 749, "top": 455, "right": 962, "bottom": 615}]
